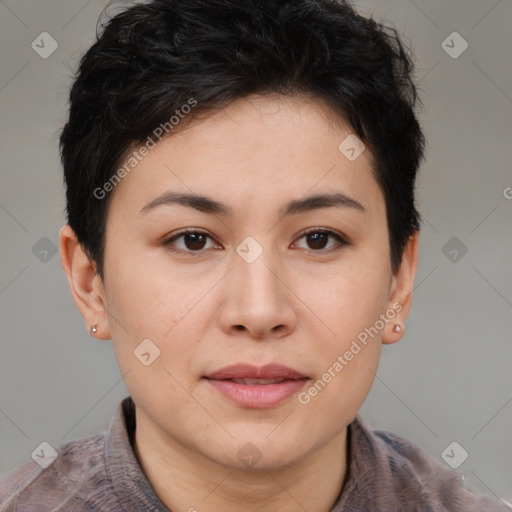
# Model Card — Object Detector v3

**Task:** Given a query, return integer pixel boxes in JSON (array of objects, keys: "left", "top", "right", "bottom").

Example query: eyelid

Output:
[
  {"left": 294, "top": 227, "right": 350, "bottom": 243},
  {"left": 163, "top": 228, "right": 219, "bottom": 248},
  {"left": 292, "top": 227, "right": 351, "bottom": 252}
]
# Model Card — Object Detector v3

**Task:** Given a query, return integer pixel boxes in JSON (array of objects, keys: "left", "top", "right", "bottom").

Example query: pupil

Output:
[
  {"left": 308, "top": 232, "right": 327, "bottom": 250},
  {"left": 185, "top": 233, "right": 206, "bottom": 250}
]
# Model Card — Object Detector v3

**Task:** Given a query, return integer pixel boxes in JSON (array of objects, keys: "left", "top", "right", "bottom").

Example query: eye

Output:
[
  {"left": 163, "top": 227, "right": 350, "bottom": 255},
  {"left": 163, "top": 229, "right": 219, "bottom": 253},
  {"left": 293, "top": 228, "right": 350, "bottom": 253}
]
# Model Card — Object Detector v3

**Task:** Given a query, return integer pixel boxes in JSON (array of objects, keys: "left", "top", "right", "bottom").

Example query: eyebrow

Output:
[{"left": 139, "top": 191, "right": 365, "bottom": 217}]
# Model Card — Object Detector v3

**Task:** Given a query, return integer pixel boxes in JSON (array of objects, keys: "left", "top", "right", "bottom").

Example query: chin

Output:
[
  {"left": 203, "top": 432, "right": 313, "bottom": 472},
  {"left": 218, "top": 450, "right": 305, "bottom": 473}
]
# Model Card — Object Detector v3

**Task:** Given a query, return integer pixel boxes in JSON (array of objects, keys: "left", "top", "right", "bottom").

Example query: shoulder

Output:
[
  {"left": 360, "top": 420, "right": 512, "bottom": 511},
  {"left": 0, "top": 432, "right": 113, "bottom": 512}
]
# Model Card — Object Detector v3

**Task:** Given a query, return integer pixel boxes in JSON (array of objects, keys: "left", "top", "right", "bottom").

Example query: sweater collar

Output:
[{"left": 105, "top": 396, "right": 170, "bottom": 512}]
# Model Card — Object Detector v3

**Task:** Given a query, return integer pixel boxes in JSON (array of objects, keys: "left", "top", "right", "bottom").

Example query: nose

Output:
[{"left": 217, "top": 248, "right": 298, "bottom": 340}]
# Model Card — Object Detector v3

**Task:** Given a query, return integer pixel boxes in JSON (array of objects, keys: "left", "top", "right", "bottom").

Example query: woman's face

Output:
[{"left": 98, "top": 94, "right": 408, "bottom": 470}]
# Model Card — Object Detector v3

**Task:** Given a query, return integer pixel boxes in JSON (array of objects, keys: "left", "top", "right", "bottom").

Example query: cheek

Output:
[
  {"left": 105, "top": 248, "right": 194, "bottom": 336},
  {"left": 295, "top": 254, "right": 389, "bottom": 404},
  {"left": 298, "top": 277, "right": 384, "bottom": 422},
  {"left": 303, "top": 261, "right": 390, "bottom": 344},
  {"left": 104, "top": 255, "right": 214, "bottom": 386}
]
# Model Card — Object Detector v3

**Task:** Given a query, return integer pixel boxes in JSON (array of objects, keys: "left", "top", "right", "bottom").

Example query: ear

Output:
[
  {"left": 382, "top": 230, "right": 419, "bottom": 345},
  {"left": 59, "top": 224, "right": 111, "bottom": 340}
]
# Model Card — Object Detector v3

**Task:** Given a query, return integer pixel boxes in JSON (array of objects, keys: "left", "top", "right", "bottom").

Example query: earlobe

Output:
[
  {"left": 59, "top": 224, "right": 111, "bottom": 339},
  {"left": 382, "top": 231, "right": 420, "bottom": 345}
]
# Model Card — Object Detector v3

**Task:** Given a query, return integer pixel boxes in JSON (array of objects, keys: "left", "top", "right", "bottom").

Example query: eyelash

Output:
[{"left": 163, "top": 228, "right": 350, "bottom": 256}]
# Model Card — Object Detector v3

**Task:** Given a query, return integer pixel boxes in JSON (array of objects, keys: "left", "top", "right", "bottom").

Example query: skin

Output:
[{"left": 59, "top": 93, "right": 419, "bottom": 512}]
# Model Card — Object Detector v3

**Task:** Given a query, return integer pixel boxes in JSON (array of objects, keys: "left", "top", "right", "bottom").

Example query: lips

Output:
[
  {"left": 229, "top": 377, "right": 288, "bottom": 385},
  {"left": 204, "top": 363, "right": 309, "bottom": 408},
  {"left": 205, "top": 363, "right": 307, "bottom": 381}
]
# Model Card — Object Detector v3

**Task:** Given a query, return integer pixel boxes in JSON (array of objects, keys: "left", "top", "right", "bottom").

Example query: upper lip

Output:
[{"left": 205, "top": 363, "right": 307, "bottom": 380}]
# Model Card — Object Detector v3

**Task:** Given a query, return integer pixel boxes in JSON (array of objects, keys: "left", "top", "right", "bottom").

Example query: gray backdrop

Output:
[{"left": 1, "top": 0, "right": 511, "bottom": 502}]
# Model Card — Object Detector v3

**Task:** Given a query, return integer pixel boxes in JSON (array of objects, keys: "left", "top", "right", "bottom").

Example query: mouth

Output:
[
  {"left": 204, "top": 363, "right": 309, "bottom": 408},
  {"left": 227, "top": 377, "right": 294, "bottom": 385},
  {"left": 205, "top": 362, "right": 307, "bottom": 380}
]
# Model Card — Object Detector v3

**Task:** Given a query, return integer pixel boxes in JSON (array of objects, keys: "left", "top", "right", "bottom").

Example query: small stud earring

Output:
[
  {"left": 393, "top": 324, "right": 402, "bottom": 333},
  {"left": 89, "top": 324, "right": 98, "bottom": 336}
]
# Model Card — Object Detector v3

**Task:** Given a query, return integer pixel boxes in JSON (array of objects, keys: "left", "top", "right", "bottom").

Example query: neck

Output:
[{"left": 132, "top": 408, "right": 349, "bottom": 512}]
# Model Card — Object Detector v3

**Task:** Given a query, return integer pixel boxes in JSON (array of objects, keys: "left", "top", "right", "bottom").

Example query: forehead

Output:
[{"left": 107, "top": 94, "right": 382, "bottom": 220}]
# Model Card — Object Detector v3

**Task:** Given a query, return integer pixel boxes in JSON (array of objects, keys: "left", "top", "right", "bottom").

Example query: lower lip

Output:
[{"left": 205, "top": 378, "right": 309, "bottom": 408}]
